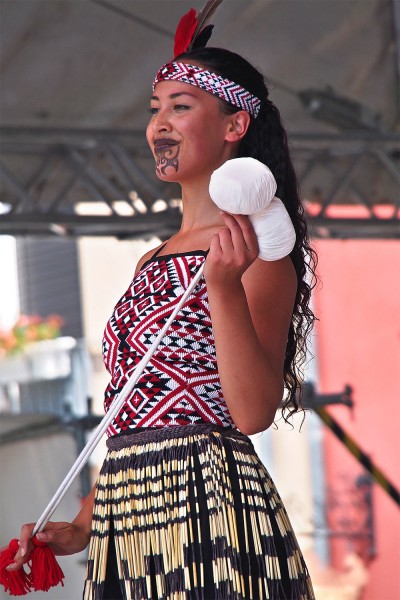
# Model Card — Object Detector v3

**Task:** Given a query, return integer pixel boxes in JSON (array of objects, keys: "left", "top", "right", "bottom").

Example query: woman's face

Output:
[{"left": 146, "top": 80, "right": 234, "bottom": 184}]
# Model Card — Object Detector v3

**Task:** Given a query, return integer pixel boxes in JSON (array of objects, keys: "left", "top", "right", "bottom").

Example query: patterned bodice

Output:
[{"left": 102, "top": 251, "right": 234, "bottom": 436}]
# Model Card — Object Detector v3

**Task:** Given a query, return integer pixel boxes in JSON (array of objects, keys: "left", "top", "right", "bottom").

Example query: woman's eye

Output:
[{"left": 148, "top": 104, "right": 190, "bottom": 115}]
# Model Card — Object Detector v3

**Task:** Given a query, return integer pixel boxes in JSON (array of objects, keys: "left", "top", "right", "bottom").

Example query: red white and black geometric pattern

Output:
[
  {"left": 153, "top": 62, "right": 261, "bottom": 118},
  {"left": 102, "top": 250, "right": 235, "bottom": 435}
]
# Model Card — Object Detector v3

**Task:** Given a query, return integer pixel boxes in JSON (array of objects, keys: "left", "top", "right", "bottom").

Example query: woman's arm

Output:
[
  {"left": 205, "top": 212, "right": 297, "bottom": 435},
  {"left": 7, "top": 484, "right": 96, "bottom": 571}
]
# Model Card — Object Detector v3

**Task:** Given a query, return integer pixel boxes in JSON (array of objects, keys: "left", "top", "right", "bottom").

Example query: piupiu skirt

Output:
[{"left": 83, "top": 424, "right": 314, "bottom": 600}]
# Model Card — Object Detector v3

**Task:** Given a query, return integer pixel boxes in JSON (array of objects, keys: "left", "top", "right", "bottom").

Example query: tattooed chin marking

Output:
[{"left": 156, "top": 145, "right": 180, "bottom": 176}]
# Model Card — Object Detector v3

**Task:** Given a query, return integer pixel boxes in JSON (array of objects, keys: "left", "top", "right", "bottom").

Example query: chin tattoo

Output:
[{"left": 156, "top": 145, "right": 180, "bottom": 176}]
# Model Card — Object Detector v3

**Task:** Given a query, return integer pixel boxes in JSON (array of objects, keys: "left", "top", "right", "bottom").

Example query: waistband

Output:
[{"left": 106, "top": 423, "right": 251, "bottom": 451}]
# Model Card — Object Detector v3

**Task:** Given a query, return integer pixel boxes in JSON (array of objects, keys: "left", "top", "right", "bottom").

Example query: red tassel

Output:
[
  {"left": 0, "top": 539, "right": 32, "bottom": 596},
  {"left": 30, "top": 537, "right": 64, "bottom": 592},
  {"left": 0, "top": 537, "right": 64, "bottom": 596},
  {"left": 173, "top": 8, "right": 198, "bottom": 57}
]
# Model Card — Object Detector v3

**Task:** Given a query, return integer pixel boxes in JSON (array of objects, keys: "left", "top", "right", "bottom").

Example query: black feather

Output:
[
  {"left": 189, "top": 0, "right": 223, "bottom": 50},
  {"left": 191, "top": 24, "right": 214, "bottom": 50}
]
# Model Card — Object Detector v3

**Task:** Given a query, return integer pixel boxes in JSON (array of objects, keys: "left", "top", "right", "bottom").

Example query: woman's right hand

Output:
[
  {"left": 6, "top": 520, "right": 91, "bottom": 571},
  {"left": 6, "top": 481, "right": 96, "bottom": 571}
]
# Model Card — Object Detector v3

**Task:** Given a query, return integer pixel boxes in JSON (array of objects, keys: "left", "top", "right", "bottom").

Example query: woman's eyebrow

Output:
[
  {"left": 169, "top": 92, "right": 197, "bottom": 99},
  {"left": 151, "top": 92, "right": 197, "bottom": 101}
]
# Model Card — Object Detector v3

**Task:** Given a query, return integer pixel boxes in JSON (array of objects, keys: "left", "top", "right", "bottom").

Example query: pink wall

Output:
[{"left": 313, "top": 238, "right": 400, "bottom": 600}]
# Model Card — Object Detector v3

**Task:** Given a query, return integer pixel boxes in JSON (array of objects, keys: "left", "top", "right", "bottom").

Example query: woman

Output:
[{"left": 11, "top": 18, "right": 317, "bottom": 600}]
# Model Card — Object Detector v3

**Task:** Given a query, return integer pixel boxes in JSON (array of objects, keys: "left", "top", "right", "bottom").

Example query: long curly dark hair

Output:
[{"left": 176, "top": 47, "right": 318, "bottom": 419}]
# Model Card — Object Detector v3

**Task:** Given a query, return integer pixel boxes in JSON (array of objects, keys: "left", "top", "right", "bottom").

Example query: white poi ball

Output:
[
  {"left": 252, "top": 197, "right": 296, "bottom": 261},
  {"left": 209, "top": 157, "right": 276, "bottom": 214},
  {"left": 209, "top": 157, "right": 296, "bottom": 261}
]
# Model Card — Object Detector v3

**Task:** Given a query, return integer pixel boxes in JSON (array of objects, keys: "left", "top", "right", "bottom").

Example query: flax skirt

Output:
[{"left": 83, "top": 424, "right": 314, "bottom": 600}]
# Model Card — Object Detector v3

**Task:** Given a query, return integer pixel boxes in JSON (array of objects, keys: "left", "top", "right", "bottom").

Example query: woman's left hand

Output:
[{"left": 204, "top": 212, "right": 259, "bottom": 288}]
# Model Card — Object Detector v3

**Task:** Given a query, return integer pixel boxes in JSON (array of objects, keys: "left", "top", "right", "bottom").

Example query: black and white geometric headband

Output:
[{"left": 152, "top": 62, "right": 261, "bottom": 118}]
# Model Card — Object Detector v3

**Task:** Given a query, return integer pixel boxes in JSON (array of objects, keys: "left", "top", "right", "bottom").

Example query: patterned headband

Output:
[{"left": 153, "top": 62, "right": 261, "bottom": 119}]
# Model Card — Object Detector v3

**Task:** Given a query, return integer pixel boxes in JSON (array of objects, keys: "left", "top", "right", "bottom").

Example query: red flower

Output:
[{"left": 173, "top": 8, "right": 198, "bottom": 57}]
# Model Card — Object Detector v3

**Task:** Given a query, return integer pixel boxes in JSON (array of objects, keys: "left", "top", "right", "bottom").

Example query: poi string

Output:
[{"left": 32, "top": 263, "right": 205, "bottom": 536}]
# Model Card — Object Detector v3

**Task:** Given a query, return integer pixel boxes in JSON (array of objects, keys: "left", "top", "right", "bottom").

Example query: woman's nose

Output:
[{"left": 153, "top": 110, "right": 172, "bottom": 132}]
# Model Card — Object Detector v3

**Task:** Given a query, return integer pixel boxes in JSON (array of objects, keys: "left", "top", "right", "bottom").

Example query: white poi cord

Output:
[{"left": 32, "top": 263, "right": 205, "bottom": 537}]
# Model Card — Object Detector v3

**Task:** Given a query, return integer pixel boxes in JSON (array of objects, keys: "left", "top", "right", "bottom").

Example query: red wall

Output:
[{"left": 313, "top": 238, "right": 400, "bottom": 600}]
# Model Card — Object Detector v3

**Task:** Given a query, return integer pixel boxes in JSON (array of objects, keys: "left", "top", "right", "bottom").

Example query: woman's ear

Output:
[{"left": 224, "top": 111, "right": 251, "bottom": 143}]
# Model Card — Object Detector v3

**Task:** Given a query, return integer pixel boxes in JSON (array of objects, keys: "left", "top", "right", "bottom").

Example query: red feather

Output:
[{"left": 173, "top": 8, "right": 198, "bottom": 57}]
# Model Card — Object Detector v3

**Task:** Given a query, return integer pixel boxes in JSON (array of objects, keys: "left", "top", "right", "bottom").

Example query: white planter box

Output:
[{"left": 0, "top": 337, "right": 76, "bottom": 384}]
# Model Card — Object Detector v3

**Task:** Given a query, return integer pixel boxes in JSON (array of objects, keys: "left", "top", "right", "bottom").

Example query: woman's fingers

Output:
[
  {"left": 19, "top": 522, "right": 35, "bottom": 555},
  {"left": 7, "top": 521, "right": 44, "bottom": 570},
  {"left": 215, "top": 226, "right": 232, "bottom": 253},
  {"left": 35, "top": 522, "right": 72, "bottom": 553},
  {"left": 220, "top": 212, "right": 259, "bottom": 257},
  {"left": 5, "top": 522, "right": 37, "bottom": 569},
  {"left": 205, "top": 214, "right": 259, "bottom": 288},
  {"left": 35, "top": 521, "right": 69, "bottom": 542},
  {"left": 5, "top": 541, "right": 33, "bottom": 571},
  {"left": 37, "top": 522, "right": 90, "bottom": 556},
  {"left": 212, "top": 213, "right": 258, "bottom": 267}
]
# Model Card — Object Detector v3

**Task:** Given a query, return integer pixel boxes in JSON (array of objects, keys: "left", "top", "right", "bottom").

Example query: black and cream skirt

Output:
[{"left": 83, "top": 424, "right": 314, "bottom": 600}]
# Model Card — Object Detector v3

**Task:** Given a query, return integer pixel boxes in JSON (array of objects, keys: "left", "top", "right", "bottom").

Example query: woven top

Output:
[{"left": 102, "top": 251, "right": 235, "bottom": 436}]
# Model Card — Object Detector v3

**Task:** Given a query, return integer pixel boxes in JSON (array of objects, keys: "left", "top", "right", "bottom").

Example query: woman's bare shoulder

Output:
[{"left": 134, "top": 242, "right": 165, "bottom": 275}]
